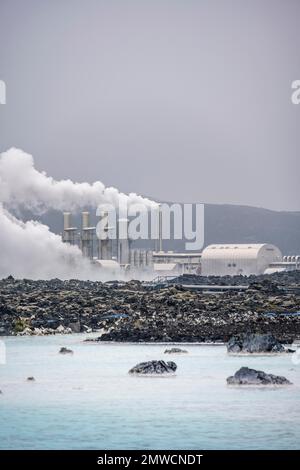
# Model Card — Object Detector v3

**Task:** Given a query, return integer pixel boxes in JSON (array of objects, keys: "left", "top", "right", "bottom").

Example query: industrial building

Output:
[
  {"left": 152, "top": 251, "right": 202, "bottom": 276},
  {"left": 62, "top": 210, "right": 201, "bottom": 277},
  {"left": 201, "top": 244, "right": 283, "bottom": 276},
  {"left": 264, "top": 255, "right": 300, "bottom": 274},
  {"left": 62, "top": 211, "right": 154, "bottom": 275},
  {"left": 62, "top": 212, "right": 299, "bottom": 278}
]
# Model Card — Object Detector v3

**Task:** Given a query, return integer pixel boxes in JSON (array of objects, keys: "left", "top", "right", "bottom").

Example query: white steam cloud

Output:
[
  {"left": 0, "top": 147, "right": 156, "bottom": 213},
  {"left": 0, "top": 148, "right": 156, "bottom": 280},
  {"left": 0, "top": 204, "right": 99, "bottom": 280}
]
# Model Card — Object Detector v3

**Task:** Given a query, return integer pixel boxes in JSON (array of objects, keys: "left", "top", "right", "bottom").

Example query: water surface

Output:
[{"left": 0, "top": 334, "right": 299, "bottom": 449}]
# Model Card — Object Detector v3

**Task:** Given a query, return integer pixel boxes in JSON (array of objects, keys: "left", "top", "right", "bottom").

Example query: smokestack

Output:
[
  {"left": 154, "top": 204, "right": 163, "bottom": 252},
  {"left": 82, "top": 211, "right": 90, "bottom": 229},
  {"left": 159, "top": 205, "right": 163, "bottom": 252},
  {"left": 63, "top": 212, "right": 71, "bottom": 231},
  {"left": 118, "top": 217, "right": 130, "bottom": 265},
  {"left": 62, "top": 212, "right": 76, "bottom": 245},
  {"left": 81, "top": 211, "right": 94, "bottom": 259},
  {"left": 0, "top": 147, "right": 158, "bottom": 280},
  {"left": 134, "top": 249, "right": 140, "bottom": 268},
  {"left": 98, "top": 210, "right": 113, "bottom": 260}
]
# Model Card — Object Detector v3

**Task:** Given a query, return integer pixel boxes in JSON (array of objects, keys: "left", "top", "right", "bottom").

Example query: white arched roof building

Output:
[{"left": 201, "top": 244, "right": 282, "bottom": 276}]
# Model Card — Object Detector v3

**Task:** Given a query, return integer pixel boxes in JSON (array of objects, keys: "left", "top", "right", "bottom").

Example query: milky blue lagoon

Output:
[{"left": 0, "top": 334, "right": 299, "bottom": 449}]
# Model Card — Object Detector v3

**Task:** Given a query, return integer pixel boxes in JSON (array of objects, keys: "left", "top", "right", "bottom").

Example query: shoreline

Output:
[{"left": 3, "top": 334, "right": 299, "bottom": 353}]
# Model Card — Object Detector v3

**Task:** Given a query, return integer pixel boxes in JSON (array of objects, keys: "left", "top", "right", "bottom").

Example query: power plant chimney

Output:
[
  {"left": 81, "top": 211, "right": 90, "bottom": 230},
  {"left": 118, "top": 217, "right": 130, "bottom": 265},
  {"left": 159, "top": 205, "right": 163, "bottom": 252},
  {"left": 63, "top": 212, "right": 71, "bottom": 231},
  {"left": 154, "top": 204, "right": 163, "bottom": 252},
  {"left": 97, "top": 210, "right": 113, "bottom": 260},
  {"left": 62, "top": 212, "right": 77, "bottom": 245},
  {"left": 81, "top": 211, "right": 95, "bottom": 259}
]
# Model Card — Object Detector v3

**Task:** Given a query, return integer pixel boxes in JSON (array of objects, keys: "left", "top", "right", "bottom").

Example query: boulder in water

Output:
[
  {"left": 164, "top": 347, "right": 188, "bottom": 354},
  {"left": 227, "top": 333, "right": 285, "bottom": 354},
  {"left": 129, "top": 360, "right": 177, "bottom": 375},
  {"left": 227, "top": 367, "right": 291, "bottom": 385},
  {"left": 59, "top": 347, "right": 73, "bottom": 355}
]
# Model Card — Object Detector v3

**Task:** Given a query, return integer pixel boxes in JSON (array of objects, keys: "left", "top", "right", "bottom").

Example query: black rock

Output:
[
  {"left": 128, "top": 360, "right": 177, "bottom": 375},
  {"left": 227, "top": 333, "right": 285, "bottom": 354},
  {"left": 27, "top": 376, "right": 35, "bottom": 381},
  {"left": 1, "top": 272, "right": 300, "bottom": 343},
  {"left": 164, "top": 347, "right": 188, "bottom": 354},
  {"left": 59, "top": 347, "right": 73, "bottom": 355},
  {"left": 227, "top": 367, "right": 292, "bottom": 385}
]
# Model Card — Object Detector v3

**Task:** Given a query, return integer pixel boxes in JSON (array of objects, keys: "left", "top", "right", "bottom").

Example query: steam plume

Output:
[
  {"left": 0, "top": 204, "right": 101, "bottom": 279},
  {"left": 0, "top": 148, "right": 157, "bottom": 213},
  {"left": 0, "top": 148, "right": 156, "bottom": 279}
]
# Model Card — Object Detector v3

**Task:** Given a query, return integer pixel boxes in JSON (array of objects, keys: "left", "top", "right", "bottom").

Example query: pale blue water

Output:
[{"left": 0, "top": 334, "right": 299, "bottom": 449}]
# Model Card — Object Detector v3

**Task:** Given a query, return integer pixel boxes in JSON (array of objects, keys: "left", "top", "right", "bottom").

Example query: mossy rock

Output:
[{"left": 13, "top": 318, "right": 30, "bottom": 333}]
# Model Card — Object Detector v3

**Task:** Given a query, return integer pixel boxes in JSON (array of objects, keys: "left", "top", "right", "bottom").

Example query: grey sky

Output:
[{"left": 0, "top": 0, "right": 299, "bottom": 211}]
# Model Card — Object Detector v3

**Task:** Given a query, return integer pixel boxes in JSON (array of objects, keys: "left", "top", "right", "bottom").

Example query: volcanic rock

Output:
[
  {"left": 59, "top": 347, "right": 73, "bottom": 355},
  {"left": 227, "top": 367, "right": 292, "bottom": 385},
  {"left": 227, "top": 333, "right": 285, "bottom": 354},
  {"left": 0, "top": 271, "right": 299, "bottom": 342},
  {"left": 128, "top": 360, "right": 177, "bottom": 375},
  {"left": 164, "top": 347, "right": 188, "bottom": 354}
]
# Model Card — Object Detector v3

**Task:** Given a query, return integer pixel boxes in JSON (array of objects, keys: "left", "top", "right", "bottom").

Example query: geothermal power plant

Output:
[{"left": 62, "top": 211, "right": 300, "bottom": 279}]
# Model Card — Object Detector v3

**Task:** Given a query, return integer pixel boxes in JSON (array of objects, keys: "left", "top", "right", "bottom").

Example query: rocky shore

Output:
[{"left": 0, "top": 272, "right": 299, "bottom": 342}]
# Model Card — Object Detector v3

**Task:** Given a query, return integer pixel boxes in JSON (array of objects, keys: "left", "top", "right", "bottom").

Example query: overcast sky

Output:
[{"left": 0, "top": 0, "right": 299, "bottom": 211}]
